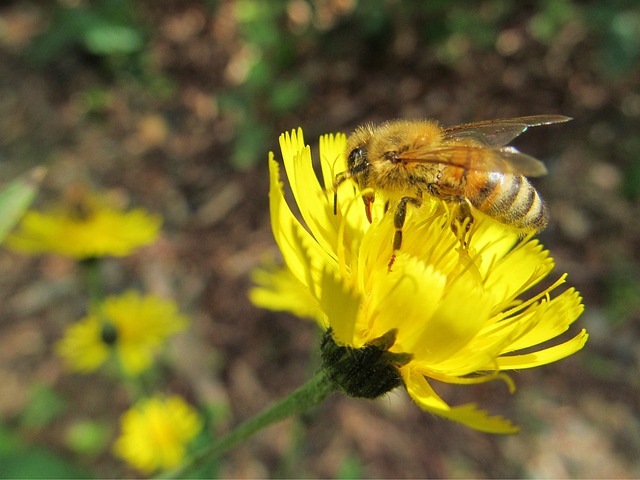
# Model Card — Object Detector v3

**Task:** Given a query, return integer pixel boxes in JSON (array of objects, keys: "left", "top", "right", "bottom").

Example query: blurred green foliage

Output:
[
  {"left": 603, "top": 120, "right": 640, "bottom": 202},
  {"left": 0, "top": 424, "right": 92, "bottom": 478},
  {"left": 19, "top": 384, "right": 66, "bottom": 429},
  {"left": 605, "top": 271, "right": 640, "bottom": 325},
  {"left": 585, "top": 2, "right": 640, "bottom": 78},
  {"left": 530, "top": 0, "right": 640, "bottom": 78},
  {"left": 0, "top": 167, "right": 44, "bottom": 243},
  {"left": 64, "top": 420, "right": 111, "bottom": 458},
  {"left": 622, "top": 160, "right": 640, "bottom": 201},
  {"left": 220, "top": 0, "right": 640, "bottom": 167},
  {"left": 1, "top": 383, "right": 106, "bottom": 476},
  {"left": 529, "top": 0, "right": 578, "bottom": 43},
  {"left": 336, "top": 453, "right": 365, "bottom": 479},
  {"left": 27, "top": 0, "right": 146, "bottom": 74},
  {"left": 23, "top": 0, "right": 640, "bottom": 168},
  {"left": 221, "top": 1, "right": 311, "bottom": 168},
  {"left": 0, "top": 384, "right": 96, "bottom": 478}
]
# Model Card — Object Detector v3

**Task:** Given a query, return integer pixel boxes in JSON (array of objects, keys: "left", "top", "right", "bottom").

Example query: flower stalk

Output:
[
  {"left": 81, "top": 257, "right": 105, "bottom": 309},
  {"left": 159, "top": 370, "right": 337, "bottom": 478}
]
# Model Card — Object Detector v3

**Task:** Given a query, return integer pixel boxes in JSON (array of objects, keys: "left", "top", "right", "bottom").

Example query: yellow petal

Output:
[
  {"left": 55, "top": 317, "right": 110, "bottom": 372},
  {"left": 268, "top": 156, "right": 336, "bottom": 293},
  {"left": 280, "top": 130, "right": 341, "bottom": 255},
  {"left": 320, "top": 269, "right": 361, "bottom": 346},
  {"left": 497, "top": 329, "right": 589, "bottom": 369},
  {"left": 7, "top": 201, "right": 161, "bottom": 258},
  {"left": 402, "top": 367, "right": 519, "bottom": 434},
  {"left": 409, "top": 272, "right": 492, "bottom": 365},
  {"left": 483, "top": 239, "right": 555, "bottom": 313},
  {"left": 371, "top": 255, "right": 446, "bottom": 351},
  {"left": 113, "top": 395, "right": 202, "bottom": 473},
  {"left": 249, "top": 266, "right": 325, "bottom": 325},
  {"left": 503, "top": 288, "right": 584, "bottom": 352},
  {"left": 319, "top": 133, "right": 347, "bottom": 197},
  {"left": 117, "top": 343, "right": 153, "bottom": 375}
]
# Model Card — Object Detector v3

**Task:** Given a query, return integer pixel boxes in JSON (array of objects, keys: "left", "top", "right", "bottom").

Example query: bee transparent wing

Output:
[
  {"left": 398, "top": 145, "right": 548, "bottom": 176},
  {"left": 442, "top": 115, "right": 572, "bottom": 146}
]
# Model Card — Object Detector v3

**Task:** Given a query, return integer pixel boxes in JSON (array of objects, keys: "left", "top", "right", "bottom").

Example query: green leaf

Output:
[
  {"left": 64, "top": 420, "right": 110, "bottom": 457},
  {"left": 0, "top": 447, "right": 92, "bottom": 478},
  {"left": 231, "top": 124, "right": 270, "bottom": 169},
  {"left": 336, "top": 453, "right": 364, "bottom": 479},
  {"left": 20, "top": 384, "right": 67, "bottom": 429},
  {"left": 269, "top": 79, "right": 309, "bottom": 114},
  {"left": 0, "top": 167, "right": 46, "bottom": 244},
  {"left": 83, "top": 24, "right": 144, "bottom": 55},
  {"left": 0, "top": 424, "right": 92, "bottom": 478}
]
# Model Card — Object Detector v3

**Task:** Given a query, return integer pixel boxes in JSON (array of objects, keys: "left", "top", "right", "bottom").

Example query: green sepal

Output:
[{"left": 320, "top": 329, "right": 412, "bottom": 399}]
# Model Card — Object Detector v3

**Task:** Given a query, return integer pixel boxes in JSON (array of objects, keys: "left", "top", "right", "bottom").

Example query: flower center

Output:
[{"left": 320, "top": 329, "right": 413, "bottom": 399}]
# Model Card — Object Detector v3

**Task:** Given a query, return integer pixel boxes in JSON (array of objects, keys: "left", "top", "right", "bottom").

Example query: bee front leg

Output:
[
  {"left": 362, "top": 193, "right": 375, "bottom": 223},
  {"left": 389, "top": 196, "right": 421, "bottom": 271},
  {"left": 332, "top": 172, "right": 347, "bottom": 215}
]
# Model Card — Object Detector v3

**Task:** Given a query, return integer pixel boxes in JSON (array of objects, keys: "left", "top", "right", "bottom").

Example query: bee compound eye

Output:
[
  {"left": 347, "top": 148, "right": 359, "bottom": 168},
  {"left": 347, "top": 147, "right": 367, "bottom": 170}
]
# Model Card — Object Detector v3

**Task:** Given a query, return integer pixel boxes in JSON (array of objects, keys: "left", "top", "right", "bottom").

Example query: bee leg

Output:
[
  {"left": 389, "top": 196, "right": 421, "bottom": 271},
  {"left": 332, "top": 172, "right": 347, "bottom": 215},
  {"left": 450, "top": 198, "right": 474, "bottom": 247},
  {"left": 363, "top": 193, "right": 375, "bottom": 223}
]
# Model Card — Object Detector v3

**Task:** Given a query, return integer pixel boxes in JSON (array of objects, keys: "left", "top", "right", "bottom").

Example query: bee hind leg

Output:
[
  {"left": 449, "top": 198, "right": 474, "bottom": 248},
  {"left": 389, "top": 196, "right": 421, "bottom": 271}
]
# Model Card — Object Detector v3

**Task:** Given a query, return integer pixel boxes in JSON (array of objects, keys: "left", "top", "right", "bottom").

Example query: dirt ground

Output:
[{"left": 0, "top": 1, "right": 639, "bottom": 478}]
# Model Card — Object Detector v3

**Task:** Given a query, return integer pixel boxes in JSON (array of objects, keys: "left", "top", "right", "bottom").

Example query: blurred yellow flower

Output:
[
  {"left": 250, "top": 128, "right": 587, "bottom": 433},
  {"left": 113, "top": 395, "right": 203, "bottom": 474},
  {"left": 56, "top": 291, "right": 188, "bottom": 375},
  {"left": 6, "top": 190, "right": 161, "bottom": 258}
]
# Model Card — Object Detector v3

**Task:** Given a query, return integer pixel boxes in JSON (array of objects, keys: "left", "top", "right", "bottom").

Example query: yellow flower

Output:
[
  {"left": 113, "top": 395, "right": 203, "bottom": 474},
  {"left": 250, "top": 128, "right": 587, "bottom": 433},
  {"left": 6, "top": 190, "right": 161, "bottom": 258},
  {"left": 56, "top": 291, "right": 188, "bottom": 375}
]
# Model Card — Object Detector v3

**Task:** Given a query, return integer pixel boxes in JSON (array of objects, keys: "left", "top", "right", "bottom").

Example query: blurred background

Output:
[{"left": 1, "top": 0, "right": 639, "bottom": 477}]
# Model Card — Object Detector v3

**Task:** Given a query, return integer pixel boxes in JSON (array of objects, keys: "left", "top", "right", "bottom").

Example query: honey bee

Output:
[{"left": 333, "top": 115, "right": 571, "bottom": 266}]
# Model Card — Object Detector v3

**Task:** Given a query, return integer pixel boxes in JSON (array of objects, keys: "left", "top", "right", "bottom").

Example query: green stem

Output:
[
  {"left": 81, "top": 257, "right": 104, "bottom": 309},
  {"left": 159, "top": 369, "right": 337, "bottom": 478}
]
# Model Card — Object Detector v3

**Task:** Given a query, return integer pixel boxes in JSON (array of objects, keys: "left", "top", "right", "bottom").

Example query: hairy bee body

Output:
[{"left": 334, "top": 116, "right": 569, "bottom": 263}]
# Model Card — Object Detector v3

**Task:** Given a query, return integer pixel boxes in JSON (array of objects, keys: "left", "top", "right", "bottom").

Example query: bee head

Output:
[{"left": 342, "top": 124, "right": 376, "bottom": 189}]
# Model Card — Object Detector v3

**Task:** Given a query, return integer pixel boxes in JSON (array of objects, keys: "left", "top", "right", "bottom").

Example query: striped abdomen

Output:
[{"left": 466, "top": 171, "right": 548, "bottom": 232}]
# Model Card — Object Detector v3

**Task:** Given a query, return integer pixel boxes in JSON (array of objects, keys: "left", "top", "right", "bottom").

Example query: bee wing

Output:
[
  {"left": 397, "top": 145, "right": 548, "bottom": 176},
  {"left": 442, "top": 114, "right": 572, "bottom": 146}
]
